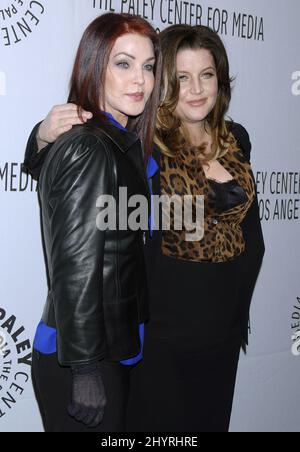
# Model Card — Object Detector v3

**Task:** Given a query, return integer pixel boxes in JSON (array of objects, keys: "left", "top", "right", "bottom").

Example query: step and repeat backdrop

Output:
[{"left": 0, "top": 0, "right": 300, "bottom": 432}]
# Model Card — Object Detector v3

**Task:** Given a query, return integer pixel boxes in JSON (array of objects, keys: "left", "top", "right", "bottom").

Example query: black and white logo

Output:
[
  {"left": 0, "top": 307, "right": 32, "bottom": 420},
  {"left": 292, "top": 71, "right": 300, "bottom": 96},
  {"left": 0, "top": 162, "right": 37, "bottom": 192},
  {"left": 291, "top": 297, "right": 300, "bottom": 357},
  {"left": 0, "top": 1, "right": 46, "bottom": 47},
  {"left": 256, "top": 171, "right": 300, "bottom": 222}
]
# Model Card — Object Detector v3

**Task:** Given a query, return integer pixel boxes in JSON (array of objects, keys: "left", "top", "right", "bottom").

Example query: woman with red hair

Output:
[{"left": 23, "top": 13, "right": 162, "bottom": 432}]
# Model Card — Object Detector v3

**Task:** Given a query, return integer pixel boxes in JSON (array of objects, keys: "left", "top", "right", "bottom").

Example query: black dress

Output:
[{"left": 127, "top": 124, "right": 265, "bottom": 433}]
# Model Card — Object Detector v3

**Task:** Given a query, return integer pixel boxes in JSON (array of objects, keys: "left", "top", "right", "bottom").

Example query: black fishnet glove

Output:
[{"left": 68, "top": 362, "right": 107, "bottom": 428}]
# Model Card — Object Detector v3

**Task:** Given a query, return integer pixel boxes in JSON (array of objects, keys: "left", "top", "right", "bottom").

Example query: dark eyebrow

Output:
[
  {"left": 177, "top": 66, "right": 216, "bottom": 74},
  {"left": 113, "top": 52, "right": 155, "bottom": 62}
]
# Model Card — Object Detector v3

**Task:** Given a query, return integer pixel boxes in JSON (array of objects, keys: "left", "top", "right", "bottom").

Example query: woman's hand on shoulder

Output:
[{"left": 36, "top": 103, "right": 93, "bottom": 152}]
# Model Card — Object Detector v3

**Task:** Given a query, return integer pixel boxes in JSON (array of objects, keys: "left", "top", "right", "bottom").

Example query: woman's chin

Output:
[
  {"left": 123, "top": 105, "right": 146, "bottom": 118},
  {"left": 183, "top": 115, "right": 209, "bottom": 124}
]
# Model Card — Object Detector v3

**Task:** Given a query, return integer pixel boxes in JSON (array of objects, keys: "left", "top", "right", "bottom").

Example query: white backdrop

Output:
[{"left": 0, "top": 0, "right": 299, "bottom": 432}]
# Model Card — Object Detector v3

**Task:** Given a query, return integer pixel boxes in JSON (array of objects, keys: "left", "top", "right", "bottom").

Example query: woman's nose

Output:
[
  {"left": 134, "top": 68, "right": 146, "bottom": 85},
  {"left": 190, "top": 78, "right": 204, "bottom": 94}
]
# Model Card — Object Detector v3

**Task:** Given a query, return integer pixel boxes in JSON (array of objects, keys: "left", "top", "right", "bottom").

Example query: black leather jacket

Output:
[{"left": 23, "top": 119, "right": 150, "bottom": 366}]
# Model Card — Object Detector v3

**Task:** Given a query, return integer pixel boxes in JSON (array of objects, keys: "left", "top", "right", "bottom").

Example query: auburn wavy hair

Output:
[
  {"left": 155, "top": 25, "right": 238, "bottom": 164},
  {"left": 68, "top": 13, "right": 162, "bottom": 163}
]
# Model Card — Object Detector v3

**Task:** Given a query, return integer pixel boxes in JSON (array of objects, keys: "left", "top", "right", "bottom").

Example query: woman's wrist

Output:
[{"left": 36, "top": 124, "right": 49, "bottom": 153}]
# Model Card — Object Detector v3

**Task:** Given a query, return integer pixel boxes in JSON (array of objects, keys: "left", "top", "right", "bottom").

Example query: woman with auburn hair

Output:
[
  {"left": 23, "top": 12, "right": 162, "bottom": 432},
  {"left": 24, "top": 24, "right": 264, "bottom": 432}
]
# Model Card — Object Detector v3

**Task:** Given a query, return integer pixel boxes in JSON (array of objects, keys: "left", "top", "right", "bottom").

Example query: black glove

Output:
[{"left": 68, "top": 362, "right": 107, "bottom": 428}]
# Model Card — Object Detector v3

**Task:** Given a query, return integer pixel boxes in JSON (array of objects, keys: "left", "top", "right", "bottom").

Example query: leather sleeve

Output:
[
  {"left": 46, "top": 133, "right": 110, "bottom": 366},
  {"left": 22, "top": 122, "right": 53, "bottom": 181}
]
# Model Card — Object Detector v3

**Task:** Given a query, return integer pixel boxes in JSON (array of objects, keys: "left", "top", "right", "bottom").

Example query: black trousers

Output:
[
  {"left": 31, "top": 350, "right": 130, "bottom": 432},
  {"left": 127, "top": 327, "right": 242, "bottom": 433}
]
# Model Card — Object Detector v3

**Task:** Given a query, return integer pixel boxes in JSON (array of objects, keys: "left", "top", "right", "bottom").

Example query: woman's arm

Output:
[
  {"left": 22, "top": 121, "right": 53, "bottom": 181},
  {"left": 48, "top": 132, "right": 110, "bottom": 366},
  {"left": 233, "top": 123, "right": 265, "bottom": 349},
  {"left": 239, "top": 189, "right": 265, "bottom": 350},
  {"left": 22, "top": 104, "right": 92, "bottom": 180}
]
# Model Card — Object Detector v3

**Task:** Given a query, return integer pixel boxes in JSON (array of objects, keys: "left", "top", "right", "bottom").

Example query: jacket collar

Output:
[{"left": 88, "top": 115, "right": 140, "bottom": 154}]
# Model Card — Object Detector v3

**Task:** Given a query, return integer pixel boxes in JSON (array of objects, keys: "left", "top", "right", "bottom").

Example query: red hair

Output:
[{"left": 68, "top": 13, "right": 162, "bottom": 163}]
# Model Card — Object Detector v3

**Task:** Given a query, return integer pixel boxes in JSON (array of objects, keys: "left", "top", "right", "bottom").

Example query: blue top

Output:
[{"left": 33, "top": 112, "right": 158, "bottom": 366}]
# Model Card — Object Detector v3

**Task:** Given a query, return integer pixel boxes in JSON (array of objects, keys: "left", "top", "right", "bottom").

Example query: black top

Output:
[
  {"left": 145, "top": 178, "right": 249, "bottom": 349},
  {"left": 144, "top": 123, "right": 265, "bottom": 349},
  {"left": 207, "top": 177, "right": 248, "bottom": 214}
]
